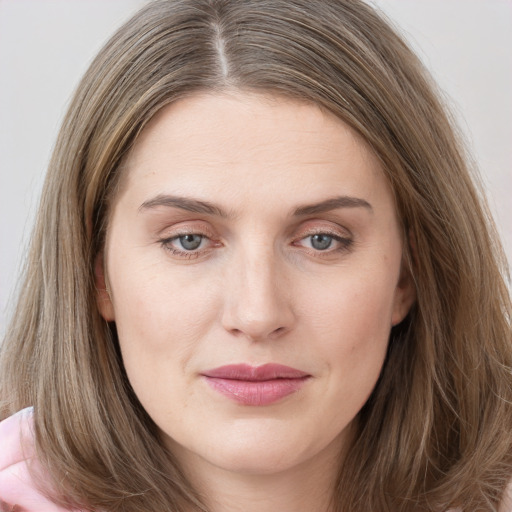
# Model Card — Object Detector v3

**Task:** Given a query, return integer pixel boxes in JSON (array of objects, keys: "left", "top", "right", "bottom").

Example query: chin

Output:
[{"left": 207, "top": 448, "right": 307, "bottom": 476}]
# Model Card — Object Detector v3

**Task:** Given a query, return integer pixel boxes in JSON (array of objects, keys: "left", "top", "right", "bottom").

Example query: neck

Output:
[{"left": 179, "top": 438, "right": 344, "bottom": 512}]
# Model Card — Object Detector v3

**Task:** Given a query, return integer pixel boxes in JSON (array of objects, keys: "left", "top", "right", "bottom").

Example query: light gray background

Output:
[{"left": 1, "top": 0, "right": 511, "bottom": 336}]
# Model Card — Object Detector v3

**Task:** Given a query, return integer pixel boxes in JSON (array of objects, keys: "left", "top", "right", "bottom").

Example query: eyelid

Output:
[
  {"left": 156, "top": 219, "right": 216, "bottom": 238},
  {"left": 160, "top": 234, "right": 218, "bottom": 260},
  {"left": 295, "top": 220, "right": 352, "bottom": 239},
  {"left": 157, "top": 221, "right": 221, "bottom": 259},
  {"left": 292, "top": 222, "right": 354, "bottom": 255},
  {"left": 157, "top": 220, "right": 354, "bottom": 260},
  {"left": 294, "top": 232, "right": 352, "bottom": 250}
]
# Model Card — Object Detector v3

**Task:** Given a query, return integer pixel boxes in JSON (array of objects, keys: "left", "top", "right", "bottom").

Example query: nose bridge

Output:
[{"left": 222, "top": 238, "right": 293, "bottom": 340}]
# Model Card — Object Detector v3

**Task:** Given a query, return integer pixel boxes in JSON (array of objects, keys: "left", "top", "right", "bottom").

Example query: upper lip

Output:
[{"left": 201, "top": 363, "right": 310, "bottom": 381}]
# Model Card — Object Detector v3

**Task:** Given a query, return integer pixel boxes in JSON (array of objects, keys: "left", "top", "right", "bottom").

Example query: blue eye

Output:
[
  {"left": 177, "top": 234, "right": 203, "bottom": 251},
  {"left": 160, "top": 234, "right": 208, "bottom": 257},
  {"left": 295, "top": 231, "right": 353, "bottom": 254},
  {"left": 309, "top": 234, "right": 333, "bottom": 251}
]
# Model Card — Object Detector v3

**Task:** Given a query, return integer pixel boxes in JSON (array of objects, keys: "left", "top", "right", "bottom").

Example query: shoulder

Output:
[
  {"left": 500, "top": 479, "right": 512, "bottom": 512},
  {"left": 447, "top": 481, "right": 512, "bottom": 512},
  {"left": 0, "top": 407, "right": 75, "bottom": 511}
]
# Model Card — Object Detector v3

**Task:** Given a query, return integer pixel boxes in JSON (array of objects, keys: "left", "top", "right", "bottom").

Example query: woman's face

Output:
[{"left": 97, "top": 92, "right": 414, "bottom": 480}]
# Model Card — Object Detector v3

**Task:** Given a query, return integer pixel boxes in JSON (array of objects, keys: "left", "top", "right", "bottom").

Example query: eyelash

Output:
[
  {"left": 294, "top": 230, "right": 353, "bottom": 255},
  {"left": 158, "top": 229, "right": 353, "bottom": 259},
  {"left": 159, "top": 233, "right": 215, "bottom": 260}
]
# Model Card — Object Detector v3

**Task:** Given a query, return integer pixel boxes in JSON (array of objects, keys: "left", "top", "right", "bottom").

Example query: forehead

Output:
[{"left": 117, "top": 91, "right": 393, "bottom": 214}]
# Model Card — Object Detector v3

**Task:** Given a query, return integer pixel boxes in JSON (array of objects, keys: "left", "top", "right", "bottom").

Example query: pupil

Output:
[
  {"left": 180, "top": 234, "right": 202, "bottom": 250},
  {"left": 311, "top": 234, "right": 332, "bottom": 250}
]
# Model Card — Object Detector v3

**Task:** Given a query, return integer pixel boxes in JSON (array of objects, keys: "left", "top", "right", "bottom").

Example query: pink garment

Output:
[
  {"left": 0, "top": 407, "right": 77, "bottom": 511},
  {"left": 0, "top": 408, "right": 510, "bottom": 511}
]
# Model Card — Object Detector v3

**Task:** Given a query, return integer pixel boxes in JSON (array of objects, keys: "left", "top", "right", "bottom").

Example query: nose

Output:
[{"left": 221, "top": 246, "right": 295, "bottom": 341}]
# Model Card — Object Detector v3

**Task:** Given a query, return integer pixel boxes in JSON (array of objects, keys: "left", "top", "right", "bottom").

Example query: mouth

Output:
[{"left": 201, "top": 363, "right": 311, "bottom": 406}]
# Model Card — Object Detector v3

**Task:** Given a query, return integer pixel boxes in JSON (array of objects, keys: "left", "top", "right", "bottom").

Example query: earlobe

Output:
[
  {"left": 391, "top": 265, "right": 416, "bottom": 326},
  {"left": 94, "top": 252, "right": 115, "bottom": 321},
  {"left": 391, "top": 233, "right": 417, "bottom": 326}
]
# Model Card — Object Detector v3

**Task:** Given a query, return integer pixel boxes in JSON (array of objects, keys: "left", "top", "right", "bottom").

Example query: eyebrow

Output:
[
  {"left": 139, "top": 194, "right": 230, "bottom": 218},
  {"left": 293, "top": 196, "right": 373, "bottom": 215},
  {"left": 138, "top": 194, "right": 372, "bottom": 217}
]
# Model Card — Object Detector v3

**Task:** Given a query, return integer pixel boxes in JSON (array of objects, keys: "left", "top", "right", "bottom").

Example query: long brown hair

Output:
[{"left": 1, "top": 1, "right": 510, "bottom": 510}]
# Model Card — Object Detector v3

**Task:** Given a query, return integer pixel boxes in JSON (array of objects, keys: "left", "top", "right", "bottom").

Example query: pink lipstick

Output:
[{"left": 201, "top": 364, "right": 310, "bottom": 406}]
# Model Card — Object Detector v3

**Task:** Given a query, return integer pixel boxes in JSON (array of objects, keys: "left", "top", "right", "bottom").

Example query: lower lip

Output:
[{"left": 203, "top": 377, "right": 309, "bottom": 406}]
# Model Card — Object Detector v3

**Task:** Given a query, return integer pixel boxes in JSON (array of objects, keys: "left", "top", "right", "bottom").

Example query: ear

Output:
[
  {"left": 94, "top": 252, "right": 115, "bottom": 321},
  {"left": 391, "top": 234, "right": 417, "bottom": 326},
  {"left": 391, "top": 263, "right": 416, "bottom": 326}
]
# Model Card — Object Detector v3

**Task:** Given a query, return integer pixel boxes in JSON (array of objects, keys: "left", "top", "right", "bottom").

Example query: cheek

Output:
[
  {"left": 107, "top": 257, "right": 221, "bottom": 397},
  {"left": 113, "top": 289, "right": 220, "bottom": 425},
  {"left": 307, "top": 265, "right": 398, "bottom": 341},
  {"left": 112, "top": 256, "right": 217, "bottom": 339},
  {"left": 305, "top": 263, "right": 398, "bottom": 387}
]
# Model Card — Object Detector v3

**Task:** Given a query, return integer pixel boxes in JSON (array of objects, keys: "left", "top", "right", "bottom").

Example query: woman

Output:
[{"left": 0, "top": 0, "right": 511, "bottom": 510}]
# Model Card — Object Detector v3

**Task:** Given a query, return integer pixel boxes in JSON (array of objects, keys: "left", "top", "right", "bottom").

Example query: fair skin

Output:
[{"left": 96, "top": 91, "right": 415, "bottom": 512}]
